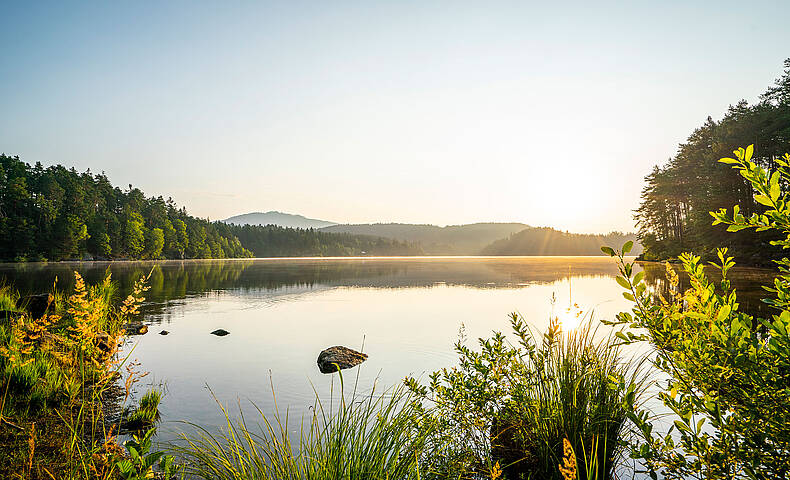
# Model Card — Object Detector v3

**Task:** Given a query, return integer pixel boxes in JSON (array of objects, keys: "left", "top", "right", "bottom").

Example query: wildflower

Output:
[
  {"left": 490, "top": 461, "right": 502, "bottom": 480},
  {"left": 559, "top": 438, "right": 577, "bottom": 480}
]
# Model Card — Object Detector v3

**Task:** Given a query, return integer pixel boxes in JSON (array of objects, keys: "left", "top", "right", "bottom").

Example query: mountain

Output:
[
  {"left": 319, "top": 223, "right": 530, "bottom": 255},
  {"left": 480, "top": 228, "right": 642, "bottom": 256},
  {"left": 224, "top": 211, "right": 337, "bottom": 229}
]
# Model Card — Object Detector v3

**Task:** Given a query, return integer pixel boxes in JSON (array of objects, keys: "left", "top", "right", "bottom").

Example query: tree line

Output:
[
  {"left": 635, "top": 59, "right": 790, "bottom": 265},
  {"left": 0, "top": 155, "right": 420, "bottom": 261}
]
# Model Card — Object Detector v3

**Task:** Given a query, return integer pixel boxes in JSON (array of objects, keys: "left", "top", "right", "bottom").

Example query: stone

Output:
[
  {"left": 20, "top": 293, "right": 54, "bottom": 318},
  {"left": 211, "top": 329, "right": 230, "bottom": 336},
  {"left": 317, "top": 346, "right": 368, "bottom": 374},
  {"left": 159, "top": 330, "right": 169, "bottom": 335}
]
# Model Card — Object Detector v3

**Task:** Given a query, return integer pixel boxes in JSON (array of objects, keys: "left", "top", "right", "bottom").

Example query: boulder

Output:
[
  {"left": 211, "top": 329, "right": 230, "bottom": 336},
  {"left": 20, "top": 293, "right": 54, "bottom": 318},
  {"left": 317, "top": 346, "right": 368, "bottom": 374}
]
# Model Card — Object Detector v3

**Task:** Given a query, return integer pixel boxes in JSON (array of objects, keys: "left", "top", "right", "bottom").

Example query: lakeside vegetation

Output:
[
  {"left": 0, "top": 269, "right": 175, "bottom": 478},
  {"left": 636, "top": 59, "right": 790, "bottom": 265},
  {"left": 1, "top": 144, "right": 789, "bottom": 479}
]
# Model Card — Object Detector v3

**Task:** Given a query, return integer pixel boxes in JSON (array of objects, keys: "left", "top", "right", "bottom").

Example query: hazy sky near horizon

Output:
[{"left": 2, "top": 1, "right": 789, "bottom": 233}]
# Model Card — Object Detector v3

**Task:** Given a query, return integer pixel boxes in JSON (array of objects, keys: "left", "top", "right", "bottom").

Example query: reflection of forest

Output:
[
  {"left": 640, "top": 262, "right": 777, "bottom": 318},
  {"left": 0, "top": 258, "right": 776, "bottom": 319}
]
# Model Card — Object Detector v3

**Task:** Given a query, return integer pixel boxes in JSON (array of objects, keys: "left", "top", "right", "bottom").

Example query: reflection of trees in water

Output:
[
  {"left": 639, "top": 262, "right": 777, "bottom": 318},
  {"left": 5, "top": 258, "right": 751, "bottom": 319}
]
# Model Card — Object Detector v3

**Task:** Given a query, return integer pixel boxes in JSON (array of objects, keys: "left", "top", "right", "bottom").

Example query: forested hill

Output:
[
  {"left": 319, "top": 223, "right": 529, "bottom": 254},
  {"left": 0, "top": 155, "right": 421, "bottom": 261},
  {"left": 224, "top": 211, "right": 337, "bottom": 229},
  {"left": 227, "top": 224, "right": 422, "bottom": 257},
  {"left": 480, "top": 228, "right": 641, "bottom": 256},
  {"left": 635, "top": 59, "right": 790, "bottom": 265}
]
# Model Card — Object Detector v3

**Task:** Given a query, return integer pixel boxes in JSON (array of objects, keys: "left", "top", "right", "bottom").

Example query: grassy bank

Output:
[{"left": 0, "top": 271, "right": 171, "bottom": 479}]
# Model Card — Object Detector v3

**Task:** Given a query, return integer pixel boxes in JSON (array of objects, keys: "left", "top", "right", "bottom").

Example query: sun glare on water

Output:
[{"left": 558, "top": 303, "right": 584, "bottom": 331}]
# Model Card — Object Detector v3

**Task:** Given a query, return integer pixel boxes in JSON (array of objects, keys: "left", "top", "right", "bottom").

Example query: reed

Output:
[{"left": 176, "top": 379, "right": 431, "bottom": 480}]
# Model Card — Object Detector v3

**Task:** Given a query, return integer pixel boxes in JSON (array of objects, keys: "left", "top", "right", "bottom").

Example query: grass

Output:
[
  {"left": 123, "top": 389, "right": 163, "bottom": 432},
  {"left": 176, "top": 379, "right": 432, "bottom": 480},
  {"left": 501, "top": 316, "right": 646, "bottom": 480},
  {"left": 0, "top": 270, "right": 157, "bottom": 479},
  {"left": 405, "top": 311, "right": 649, "bottom": 480}
]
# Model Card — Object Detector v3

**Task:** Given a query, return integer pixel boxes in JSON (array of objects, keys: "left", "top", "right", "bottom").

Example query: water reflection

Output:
[
  {"left": 0, "top": 257, "right": 776, "bottom": 449},
  {"left": 640, "top": 261, "right": 776, "bottom": 318}
]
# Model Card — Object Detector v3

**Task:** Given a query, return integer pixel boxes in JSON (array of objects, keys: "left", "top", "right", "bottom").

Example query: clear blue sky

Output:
[{"left": 1, "top": 1, "right": 789, "bottom": 233}]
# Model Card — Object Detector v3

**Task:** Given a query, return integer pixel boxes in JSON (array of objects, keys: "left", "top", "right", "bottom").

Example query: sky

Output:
[{"left": 1, "top": 1, "right": 789, "bottom": 233}]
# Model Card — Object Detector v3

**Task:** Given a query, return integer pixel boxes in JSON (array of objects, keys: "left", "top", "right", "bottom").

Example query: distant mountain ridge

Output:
[
  {"left": 319, "top": 223, "right": 530, "bottom": 255},
  {"left": 222, "top": 211, "right": 642, "bottom": 256},
  {"left": 224, "top": 211, "right": 337, "bottom": 229}
]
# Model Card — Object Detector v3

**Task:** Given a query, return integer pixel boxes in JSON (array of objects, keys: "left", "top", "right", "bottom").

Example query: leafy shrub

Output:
[
  {"left": 605, "top": 146, "right": 790, "bottom": 479},
  {"left": 405, "top": 313, "right": 647, "bottom": 480}
]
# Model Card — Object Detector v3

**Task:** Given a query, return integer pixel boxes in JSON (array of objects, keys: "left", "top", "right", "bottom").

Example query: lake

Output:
[{"left": 0, "top": 256, "right": 776, "bottom": 447}]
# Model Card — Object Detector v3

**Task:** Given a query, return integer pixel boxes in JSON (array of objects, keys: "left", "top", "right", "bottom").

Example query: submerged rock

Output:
[
  {"left": 211, "top": 329, "right": 230, "bottom": 336},
  {"left": 317, "top": 346, "right": 368, "bottom": 374},
  {"left": 159, "top": 330, "right": 169, "bottom": 335}
]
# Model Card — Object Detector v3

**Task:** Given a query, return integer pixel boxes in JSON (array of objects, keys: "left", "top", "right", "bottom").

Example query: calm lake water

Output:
[{"left": 0, "top": 256, "right": 776, "bottom": 448}]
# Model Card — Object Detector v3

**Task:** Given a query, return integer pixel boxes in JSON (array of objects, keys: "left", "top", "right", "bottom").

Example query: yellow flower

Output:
[
  {"left": 558, "top": 438, "right": 577, "bottom": 480},
  {"left": 490, "top": 461, "right": 502, "bottom": 480}
]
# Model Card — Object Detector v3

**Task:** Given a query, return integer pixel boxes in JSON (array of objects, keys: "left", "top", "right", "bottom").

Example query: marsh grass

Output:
[
  {"left": 0, "top": 283, "right": 20, "bottom": 312},
  {"left": 176, "top": 377, "right": 432, "bottom": 480},
  {"left": 123, "top": 389, "right": 163, "bottom": 432},
  {"left": 407, "top": 312, "right": 650, "bottom": 480}
]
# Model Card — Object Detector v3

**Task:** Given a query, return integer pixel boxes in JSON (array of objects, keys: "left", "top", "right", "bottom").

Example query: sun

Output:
[{"left": 558, "top": 303, "right": 584, "bottom": 331}]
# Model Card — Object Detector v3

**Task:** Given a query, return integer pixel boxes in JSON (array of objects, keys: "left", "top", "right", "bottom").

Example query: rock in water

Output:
[
  {"left": 159, "top": 330, "right": 169, "bottom": 335},
  {"left": 317, "top": 346, "right": 368, "bottom": 374},
  {"left": 211, "top": 329, "right": 230, "bottom": 336}
]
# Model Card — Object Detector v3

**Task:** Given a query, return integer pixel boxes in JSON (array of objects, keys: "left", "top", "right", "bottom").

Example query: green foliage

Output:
[
  {"left": 481, "top": 228, "right": 642, "bottom": 256},
  {"left": 0, "top": 284, "right": 20, "bottom": 312},
  {"left": 117, "top": 427, "right": 179, "bottom": 480},
  {"left": 604, "top": 145, "right": 790, "bottom": 479},
  {"left": 0, "top": 271, "right": 143, "bottom": 409},
  {"left": 405, "top": 314, "right": 646, "bottom": 480},
  {"left": 0, "top": 271, "right": 165, "bottom": 478},
  {"left": 230, "top": 223, "right": 424, "bottom": 257},
  {"left": 0, "top": 156, "right": 253, "bottom": 261},
  {"left": 123, "top": 389, "right": 163, "bottom": 432},
  {"left": 636, "top": 59, "right": 790, "bottom": 264},
  {"left": 177, "top": 384, "right": 430, "bottom": 480}
]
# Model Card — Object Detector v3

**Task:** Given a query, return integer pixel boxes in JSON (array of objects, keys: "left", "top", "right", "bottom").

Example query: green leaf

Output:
[
  {"left": 616, "top": 276, "right": 631, "bottom": 289},
  {"left": 623, "top": 292, "right": 635, "bottom": 302},
  {"left": 755, "top": 194, "right": 773, "bottom": 206},
  {"left": 745, "top": 144, "right": 754, "bottom": 161},
  {"left": 770, "top": 181, "right": 781, "bottom": 202},
  {"left": 622, "top": 240, "right": 633, "bottom": 254},
  {"left": 719, "top": 157, "right": 740, "bottom": 165},
  {"left": 600, "top": 246, "right": 616, "bottom": 257},
  {"left": 633, "top": 271, "right": 645, "bottom": 285}
]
